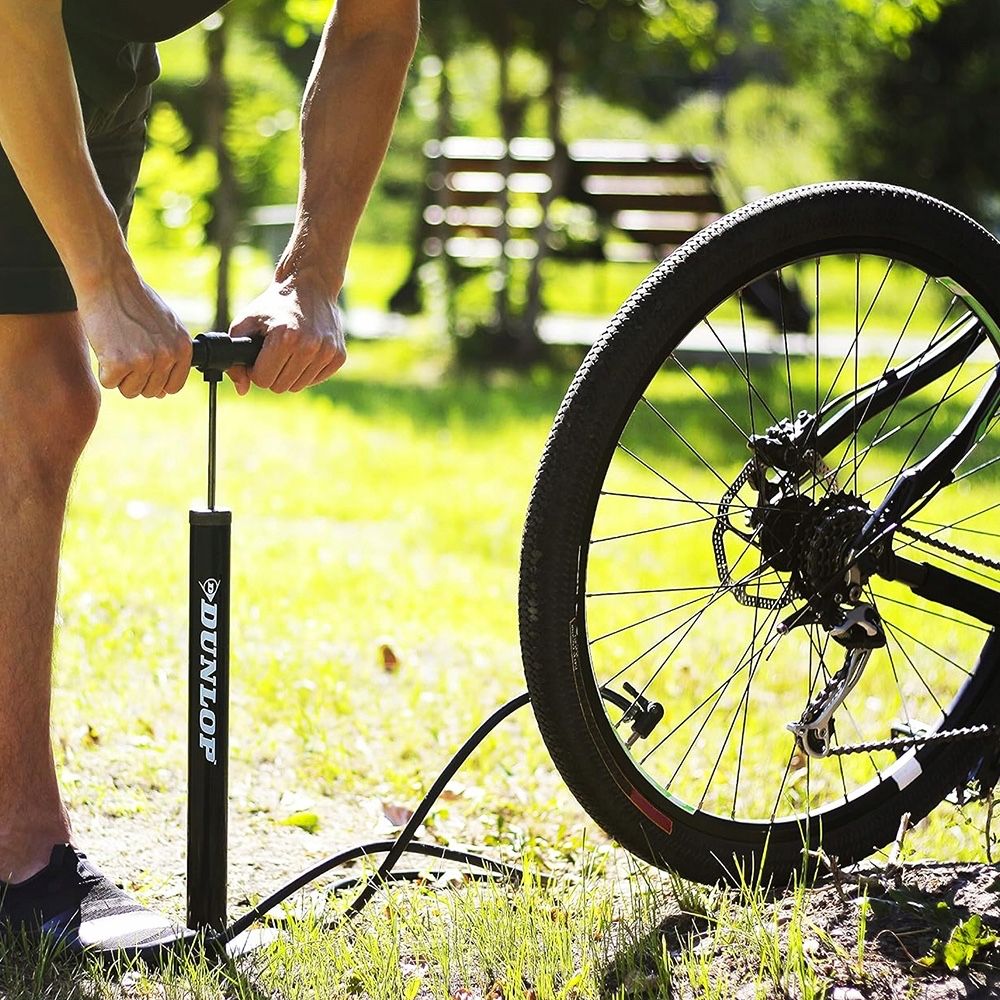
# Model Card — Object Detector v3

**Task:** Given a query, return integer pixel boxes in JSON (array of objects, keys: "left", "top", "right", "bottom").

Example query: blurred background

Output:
[{"left": 134, "top": 0, "right": 1000, "bottom": 364}]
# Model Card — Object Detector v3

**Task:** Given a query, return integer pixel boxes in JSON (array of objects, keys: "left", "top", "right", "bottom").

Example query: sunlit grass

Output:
[{"left": 26, "top": 310, "right": 999, "bottom": 995}]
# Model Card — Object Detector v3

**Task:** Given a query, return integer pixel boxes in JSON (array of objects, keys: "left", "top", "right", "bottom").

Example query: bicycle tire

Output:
[{"left": 520, "top": 182, "right": 1000, "bottom": 884}]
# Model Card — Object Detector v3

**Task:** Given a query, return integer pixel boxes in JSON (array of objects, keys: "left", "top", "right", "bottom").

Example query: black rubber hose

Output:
[
  {"left": 342, "top": 691, "right": 532, "bottom": 918},
  {"left": 214, "top": 691, "right": 532, "bottom": 946}
]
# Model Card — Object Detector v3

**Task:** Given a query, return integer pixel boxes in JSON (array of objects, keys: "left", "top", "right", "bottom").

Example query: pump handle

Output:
[{"left": 192, "top": 332, "right": 265, "bottom": 373}]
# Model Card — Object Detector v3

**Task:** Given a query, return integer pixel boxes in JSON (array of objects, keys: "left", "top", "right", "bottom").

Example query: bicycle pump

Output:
[
  {"left": 186, "top": 332, "right": 263, "bottom": 935},
  {"left": 161, "top": 334, "right": 528, "bottom": 959}
]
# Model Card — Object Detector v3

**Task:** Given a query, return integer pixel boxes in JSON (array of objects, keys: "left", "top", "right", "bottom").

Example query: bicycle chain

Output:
[
  {"left": 825, "top": 723, "right": 998, "bottom": 757},
  {"left": 896, "top": 523, "right": 1000, "bottom": 572},
  {"left": 799, "top": 646, "right": 1000, "bottom": 757}
]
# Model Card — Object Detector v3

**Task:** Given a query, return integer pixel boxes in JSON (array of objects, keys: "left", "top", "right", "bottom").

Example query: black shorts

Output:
[{"left": 0, "top": 24, "right": 159, "bottom": 314}]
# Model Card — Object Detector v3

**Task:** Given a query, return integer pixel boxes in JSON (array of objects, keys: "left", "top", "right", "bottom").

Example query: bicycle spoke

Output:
[
  {"left": 700, "top": 582, "right": 791, "bottom": 811},
  {"left": 588, "top": 584, "right": 739, "bottom": 598},
  {"left": 669, "top": 356, "right": 752, "bottom": 442},
  {"left": 599, "top": 491, "right": 750, "bottom": 507},
  {"left": 778, "top": 266, "right": 795, "bottom": 420},
  {"left": 642, "top": 625, "right": 785, "bottom": 776},
  {"left": 831, "top": 315, "right": 985, "bottom": 493},
  {"left": 602, "top": 533, "right": 773, "bottom": 691},
  {"left": 848, "top": 275, "right": 932, "bottom": 484},
  {"left": 591, "top": 513, "right": 720, "bottom": 545},
  {"left": 703, "top": 316, "right": 784, "bottom": 429},
  {"left": 638, "top": 396, "right": 738, "bottom": 493},
  {"left": 901, "top": 542, "right": 1000, "bottom": 588},
  {"left": 615, "top": 443, "right": 720, "bottom": 522},
  {"left": 880, "top": 615, "right": 971, "bottom": 679},
  {"left": 857, "top": 364, "right": 996, "bottom": 501},
  {"left": 610, "top": 552, "right": 783, "bottom": 713},
  {"left": 589, "top": 590, "right": 713, "bottom": 645},
  {"left": 881, "top": 621, "right": 946, "bottom": 714},
  {"left": 878, "top": 619, "right": 913, "bottom": 732},
  {"left": 816, "top": 255, "right": 891, "bottom": 420},
  {"left": 952, "top": 450, "right": 1000, "bottom": 487}
]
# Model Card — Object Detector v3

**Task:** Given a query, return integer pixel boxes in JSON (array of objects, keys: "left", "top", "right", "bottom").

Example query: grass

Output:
[{"left": 6, "top": 294, "right": 1000, "bottom": 996}]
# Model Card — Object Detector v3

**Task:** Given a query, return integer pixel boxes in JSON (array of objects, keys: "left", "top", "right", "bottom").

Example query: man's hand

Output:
[
  {"left": 78, "top": 268, "right": 192, "bottom": 399},
  {"left": 227, "top": 274, "right": 346, "bottom": 395}
]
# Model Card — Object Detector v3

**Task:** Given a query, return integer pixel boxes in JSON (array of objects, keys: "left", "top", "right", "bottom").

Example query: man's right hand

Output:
[{"left": 77, "top": 267, "right": 193, "bottom": 399}]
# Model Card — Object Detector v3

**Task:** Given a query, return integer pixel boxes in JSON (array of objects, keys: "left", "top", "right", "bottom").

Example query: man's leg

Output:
[{"left": 0, "top": 311, "right": 100, "bottom": 884}]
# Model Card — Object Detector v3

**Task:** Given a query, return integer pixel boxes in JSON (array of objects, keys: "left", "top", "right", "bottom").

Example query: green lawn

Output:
[{"left": 7, "top": 327, "right": 997, "bottom": 997}]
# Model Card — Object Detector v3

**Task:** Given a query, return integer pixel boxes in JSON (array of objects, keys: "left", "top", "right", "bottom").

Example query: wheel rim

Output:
[{"left": 578, "top": 250, "right": 1000, "bottom": 832}]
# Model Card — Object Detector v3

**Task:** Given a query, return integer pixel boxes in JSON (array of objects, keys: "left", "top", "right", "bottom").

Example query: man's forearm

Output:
[
  {"left": 0, "top": 2, "right": 133, "bottom": 296},
  {"left": 276, "top": 0, "right": 419, "bottom": 296}
]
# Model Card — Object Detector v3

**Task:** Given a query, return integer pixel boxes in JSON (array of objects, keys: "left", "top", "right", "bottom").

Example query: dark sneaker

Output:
[{"left": 0, "top": 843, "right": 195, "bottom": 962}]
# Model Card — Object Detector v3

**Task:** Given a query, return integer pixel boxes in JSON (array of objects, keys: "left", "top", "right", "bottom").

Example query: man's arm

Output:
[
  {"left": 229, "top": 0, "right": 420, "bottom": 394},
  {"left": 0, "top": 0, "right": 191, "bottom": 398}
]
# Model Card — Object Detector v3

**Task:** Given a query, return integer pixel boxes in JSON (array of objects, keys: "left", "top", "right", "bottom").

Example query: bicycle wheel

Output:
[{"left": 520, "top": 182, "right": 1000, "bottom": 884}]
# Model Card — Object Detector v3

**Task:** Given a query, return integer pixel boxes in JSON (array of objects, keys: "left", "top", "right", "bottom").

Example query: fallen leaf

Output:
[
  {"left": 380, "top": 643, "right": 400, "bottom": 673},
  {"left": 278, "top": 811, "right": 320, "bottom": 834},
  {"left": 431, "top": 870, "right": 468, "bottom": 890},
  {"left": 383, "top": 802, "right": 415, "bottom": 827}
]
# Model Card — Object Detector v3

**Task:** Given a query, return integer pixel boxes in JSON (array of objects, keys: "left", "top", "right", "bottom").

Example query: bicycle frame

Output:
[{"left": 772, "top": 309, "right": 1000, "bottom": 627}]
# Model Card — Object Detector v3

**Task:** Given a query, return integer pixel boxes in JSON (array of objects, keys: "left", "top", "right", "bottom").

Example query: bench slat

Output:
[{"left": 583, "top": 192, "right": 723, "bottom": 214}]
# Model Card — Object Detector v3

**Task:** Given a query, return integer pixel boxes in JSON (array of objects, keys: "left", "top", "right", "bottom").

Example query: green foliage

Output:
[
  {"left": 663, "top": 80, "right": 840, "bottom": 195},
  {"left": 131, "top": 15, "right": 310, "bottom": 290},
  {"left": 125, "top": 0, "right": 991, "bottom": 342},
  {"left": 839, "top": 0, "right": 951, "bottom": 51},
  {"left": 279, "top": 810, "right": 321, "bottom": 833},
  {"left": 130, "top": 103, "right": 216, "bottom": 255},
  {"left": 754, "top": 0, "right": 953, "bottom": 68},
  {"left": 833, "top": 0, "right": 1000, "bottom": 228},
  {"left": 918, "top": 913, "right": 998, "bottom": 970}
]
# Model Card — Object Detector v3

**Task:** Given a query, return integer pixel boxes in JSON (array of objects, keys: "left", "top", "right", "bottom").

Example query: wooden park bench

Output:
[{"left": 389, "top": 136, "right": 810, "bottom": 334}]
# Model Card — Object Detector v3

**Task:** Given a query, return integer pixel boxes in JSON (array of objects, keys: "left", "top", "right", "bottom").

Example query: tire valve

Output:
[{"left": 622, "top": 682, "right": 665, "bottom": 748}]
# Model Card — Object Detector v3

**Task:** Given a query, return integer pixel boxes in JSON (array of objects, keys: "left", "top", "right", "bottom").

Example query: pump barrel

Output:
[{"left": 186, "top": 509, "right": 232, "bottom": 932}]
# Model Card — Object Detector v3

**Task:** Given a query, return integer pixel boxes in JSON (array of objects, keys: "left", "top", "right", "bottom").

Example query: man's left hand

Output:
[{"left": 227, "top": 274, "right": 346, "bottom": 395}]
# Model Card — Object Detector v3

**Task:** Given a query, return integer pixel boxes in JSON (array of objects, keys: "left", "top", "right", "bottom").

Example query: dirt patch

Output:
[{"left": 605, "top": 862, "right": 1000, "bottom": 1000}]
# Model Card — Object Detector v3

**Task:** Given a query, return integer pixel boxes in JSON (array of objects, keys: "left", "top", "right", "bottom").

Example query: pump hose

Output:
[{"left": 214, "top": 692, "right": 533, "bottom": 946}]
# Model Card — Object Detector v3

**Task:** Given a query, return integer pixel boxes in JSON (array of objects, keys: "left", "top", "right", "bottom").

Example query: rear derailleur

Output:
[{"left": 784, "top": 602, "right": 886, "bottom": 757}]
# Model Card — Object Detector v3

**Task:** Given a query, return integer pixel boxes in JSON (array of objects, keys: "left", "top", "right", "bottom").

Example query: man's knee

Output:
[
  {"left": 0, "top": 312, "right": 100, "bottom": 490},
  {"left": 36, "top": 356, "right": 102, "bottom": 457}
]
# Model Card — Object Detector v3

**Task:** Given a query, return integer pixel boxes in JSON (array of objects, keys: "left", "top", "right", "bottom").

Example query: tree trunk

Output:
[
  {"left": 520, "top": 49, "right": 567, "bottom": 363},
  {"left": 204, "top": 18, "right": 238, "bottom": 332},
  {"left": 431, "top": 29, "right": 454, "bottom": 139},
  {"left": 495, "top": 40, "right": 515, "bottom": 336}
]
